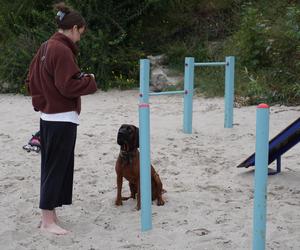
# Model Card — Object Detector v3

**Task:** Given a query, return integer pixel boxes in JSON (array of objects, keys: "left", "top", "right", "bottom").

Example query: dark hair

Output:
[{"left": 53, "top": 2, "right": 86, "bottom": 30}]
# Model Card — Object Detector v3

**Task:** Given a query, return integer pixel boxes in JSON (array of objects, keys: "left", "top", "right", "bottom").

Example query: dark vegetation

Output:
[{"left": 0, "top": 0, "right": 300, "bottom": 105}]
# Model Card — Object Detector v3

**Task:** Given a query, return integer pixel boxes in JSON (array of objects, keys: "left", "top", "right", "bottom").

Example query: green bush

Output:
[
  {"left": 0, "top": 0, "right": 151, "bottom": 92},
  {"left": 224, "top": 2, "right": 300, "bottom": 105},
  {"left": 1, "top": 0, "right": 300, "bottom": 106},
  {"left": 0, "top": 1, "right": 54, "bottom": 92}
]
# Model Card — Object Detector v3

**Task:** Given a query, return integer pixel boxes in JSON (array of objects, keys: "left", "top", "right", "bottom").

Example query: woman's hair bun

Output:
[
  {"left": 53, "top": 2, "right": 72, "bottom": 14},
  {"left": 53, "top": 1, "right": 86, "bottom": 30}
]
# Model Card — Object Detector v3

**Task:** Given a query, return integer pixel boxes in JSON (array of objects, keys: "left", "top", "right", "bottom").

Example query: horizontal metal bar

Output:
[
  {"left": 194, "top": 62, "right": 226, "bottom": 67},
  {"left": 149, "top": 90, "right": 185, "bottom": 96}
]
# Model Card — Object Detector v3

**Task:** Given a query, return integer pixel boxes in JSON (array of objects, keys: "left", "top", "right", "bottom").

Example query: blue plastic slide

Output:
[{"left": 237, "top": 117, "right": 300, "bottom": 175}]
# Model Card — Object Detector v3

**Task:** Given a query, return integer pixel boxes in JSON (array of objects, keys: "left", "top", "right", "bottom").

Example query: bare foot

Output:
[
  {"left": 53, "top": 209, "right": 59, "bottom": 224},
  {"left": 41, "top": 222, "right": 69, "bottom": 235},
  {"left": 38, "top": 216, "right": 59, "bottom": 228}
]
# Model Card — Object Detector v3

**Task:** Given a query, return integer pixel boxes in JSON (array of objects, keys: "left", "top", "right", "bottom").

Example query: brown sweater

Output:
[{"left": 26, "top": 32, "right": 97, "bottom": 114}]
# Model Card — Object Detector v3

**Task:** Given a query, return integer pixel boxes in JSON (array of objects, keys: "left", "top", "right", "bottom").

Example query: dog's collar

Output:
[
  {"left": 119, "top": 149, "right": 137, "bottom": 159},
  {"left": 119, "top": 149, "right": 138, "bottom": 167}
]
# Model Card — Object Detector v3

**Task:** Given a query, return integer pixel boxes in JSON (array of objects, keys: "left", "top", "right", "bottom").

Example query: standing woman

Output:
[{"left": 26, "top": 2, "right": 97, "bottom": 235}]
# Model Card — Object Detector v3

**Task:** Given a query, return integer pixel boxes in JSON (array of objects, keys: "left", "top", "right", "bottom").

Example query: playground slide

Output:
[{"left": 237, "top": 117, "right": 300, "bottom": 174}]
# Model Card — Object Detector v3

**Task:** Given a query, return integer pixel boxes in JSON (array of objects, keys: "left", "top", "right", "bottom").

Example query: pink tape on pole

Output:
[
  {"left": 139, "top": 103, "right": 150, "bottom": 108},
  {"left": 257, "top": 103, "right": 269, "bottom": 109}
]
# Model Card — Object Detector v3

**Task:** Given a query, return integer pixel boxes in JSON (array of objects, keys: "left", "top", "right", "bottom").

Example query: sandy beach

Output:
[{"left": 0, "top": 89, "right": 299, "bottom": 249}]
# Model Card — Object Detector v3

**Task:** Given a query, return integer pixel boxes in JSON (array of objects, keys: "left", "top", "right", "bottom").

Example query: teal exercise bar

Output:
[
  {"left": 224, "top": 56, "right": 235, "bottom": 128},
  {"left": 183, "top": 57, "right": 195, "bottom": 134},
  {"left": 149, "top": 90, "right": 185, "bottom": 96},
  {"left": 194, "top": 56, "right": 235, "bottom": 128},
  {"left": 194, "top": 62, "right": 226, "bottom": 67},
  {"left": 138, "top": 56, "right": 235, "bottom": 233},
  {"left": 139, "top": 59, "right": 152, "bottom": 232},
  {"left": 252, "top": 104, "right": 269, "bottom": 250}
]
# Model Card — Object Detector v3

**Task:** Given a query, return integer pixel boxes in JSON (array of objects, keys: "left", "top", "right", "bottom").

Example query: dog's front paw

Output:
[
  {"left": 115, "top": 199, "right": 123, "bottom": 206},
  {"left": 135, "top": 201, "right": 141, "bottom": 210},
  {"left": 157, "top": 198, "right": 165, "bottom": 206}
]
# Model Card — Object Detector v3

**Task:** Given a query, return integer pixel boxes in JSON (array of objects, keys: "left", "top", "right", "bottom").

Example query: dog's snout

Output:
[{"left": 117, "top": 130, "right": 128, "bottom": 145}]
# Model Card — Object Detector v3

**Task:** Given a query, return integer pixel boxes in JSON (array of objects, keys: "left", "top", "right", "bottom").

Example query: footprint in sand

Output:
[
  {"left": 83, "top": 133, "right": 96, "bottom": 137},
  {"left": 174, "top": 205, "right": 189, "bottom": 213},
  {"left": 0, "top": 133, "right": 11, "bottom": 139},
  {"left": 121, "top": 243, "right": 154, "bottom": 249},
  {"left": 186, "top": 228, "right": 210, "bottom": 236},
  {"left": 204, "top": 167, "right": 218, "bottom": 176},
  {"left": 175, "top": 219, "right": 188, "bottom": 226},
  {"left": 0, "top": 230, "right": 29, "bottom": 243},
  {"left": 75, "top": 153, "right": 86, "bottom": 158},
  {"left": 196, "top": 185, "right": 223, "bottom": 193},
  {"left": 103, "top": 221, "right": 116, "bottom": 231},
  {"left": 167, "top": 170, "right": 180, "bottom": 176},
  {"left": 173, "top": 182, "right": 189, "bottom": 192}
]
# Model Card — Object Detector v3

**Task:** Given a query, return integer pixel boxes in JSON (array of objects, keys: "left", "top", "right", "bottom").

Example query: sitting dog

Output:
[{"left": 115, "top": 124, "right": 165, "bottom": 210}]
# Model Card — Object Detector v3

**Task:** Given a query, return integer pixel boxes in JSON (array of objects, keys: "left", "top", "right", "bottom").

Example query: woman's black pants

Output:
[{"left": 39, "top": 119, "right": 77, "bottom": 210}]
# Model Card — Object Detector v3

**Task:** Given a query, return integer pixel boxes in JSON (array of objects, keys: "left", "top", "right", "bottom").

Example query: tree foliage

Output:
[
  {"left": 0, "top": 0, "right": 299, "bottom": 105},
  {"left": 228, "top": 1, "right": 300, "bottom": 104}
]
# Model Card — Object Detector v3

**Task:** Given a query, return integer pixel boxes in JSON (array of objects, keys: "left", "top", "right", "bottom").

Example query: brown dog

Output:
[{"left": 115, "top": 124, "right": 165, "bottom": 210}]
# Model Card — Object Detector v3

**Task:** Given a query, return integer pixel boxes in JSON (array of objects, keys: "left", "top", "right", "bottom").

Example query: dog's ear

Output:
[
  {"left": 117, "top": 124, "right": 125, "bottom": 145},
  {"left": 135, "top": 126, "right": 139, "bottom": 148}
]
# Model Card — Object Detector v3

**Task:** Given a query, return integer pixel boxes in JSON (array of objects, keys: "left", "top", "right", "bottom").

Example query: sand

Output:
[{"left": 0, "top": 90, "right": 299, "bottom": 249}]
